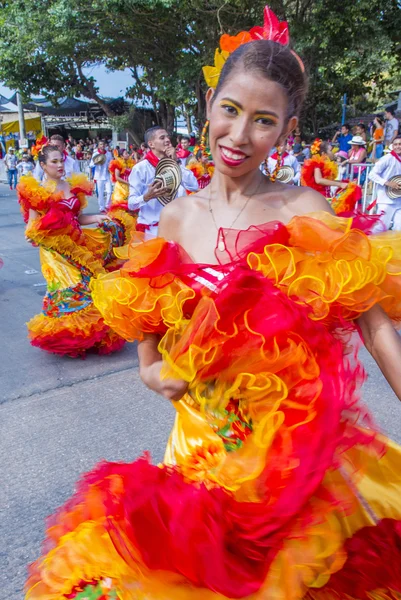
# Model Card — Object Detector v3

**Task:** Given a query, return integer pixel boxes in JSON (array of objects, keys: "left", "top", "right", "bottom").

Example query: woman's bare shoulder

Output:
[
  {"left": 283, "top": 184, "right": 335, "bottom": 217},
  {"left": 159, "top": 191, "right": 208, "bottom": 240}
]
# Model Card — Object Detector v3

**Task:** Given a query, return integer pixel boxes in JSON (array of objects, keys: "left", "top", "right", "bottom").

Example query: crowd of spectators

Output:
[{"left": 1, "top": 108, "right": 399, "bottom": 191}]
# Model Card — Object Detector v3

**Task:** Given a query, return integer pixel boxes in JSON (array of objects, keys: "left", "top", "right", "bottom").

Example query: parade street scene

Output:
[{"left": 1, "top": 1, "right": 401, "bottom": 599}]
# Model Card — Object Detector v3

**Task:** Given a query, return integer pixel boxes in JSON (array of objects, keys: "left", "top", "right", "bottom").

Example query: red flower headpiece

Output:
[
  {"left": 311, "top": 138, "right": 323, "bottom": 155},
  {"left": 31, "top": 134, "right": 49, "bottom": 159},
  {"left": 203, "top": 6, "right": 303, "bottom": 88}
]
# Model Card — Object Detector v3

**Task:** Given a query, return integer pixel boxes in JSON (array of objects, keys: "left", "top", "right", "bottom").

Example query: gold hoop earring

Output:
[{"left": 200, "top": 120, "right": 210, "bottom": 160}]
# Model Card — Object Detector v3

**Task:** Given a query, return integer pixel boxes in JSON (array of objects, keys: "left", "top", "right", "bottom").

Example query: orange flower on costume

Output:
[
  {"left": 41, "top": 263, "right": 56, "bottom": 282},
  {"left": 180, "top": 441, "right": 225, "bottom": 486}
]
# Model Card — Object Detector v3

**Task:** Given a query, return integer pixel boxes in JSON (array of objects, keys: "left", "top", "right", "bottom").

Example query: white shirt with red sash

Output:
[
  {"left": 369, "top": 151, "right": 401, "bottom": 205},
  {"left": 128, "top": 151, "right": 198, "bottom": 236},
  {"left": 89, "top": 150, "right": 113, "bottom": 181}
]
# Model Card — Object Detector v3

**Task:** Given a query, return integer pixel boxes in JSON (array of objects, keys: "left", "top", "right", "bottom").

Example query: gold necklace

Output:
[{"left": 208, "top": 177, "right": 264, "bottom": 252}]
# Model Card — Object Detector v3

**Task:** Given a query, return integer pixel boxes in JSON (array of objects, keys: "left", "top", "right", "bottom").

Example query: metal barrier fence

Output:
[{"left": 79, "top": 160, "right": 92, "bottom": 178}]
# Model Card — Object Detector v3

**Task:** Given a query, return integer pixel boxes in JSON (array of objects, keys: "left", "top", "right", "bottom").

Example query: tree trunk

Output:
[
  {"left": 184, "top": 106, "right": 192, "bottom": 133},
  {"left": 76, "top": 62, "right": 116, "bottom": 117},
  {"left": 157, "top": 100, "right": 175, "bottom": 133},
  {"left": 195, "top": 77, "right": 206, "bottom": 132},
  {"left": 166, "top": 103, "right": 175, "bottom": 132},
  {"left": 127, "top": 129, "right": 141, "bottom": 146}
]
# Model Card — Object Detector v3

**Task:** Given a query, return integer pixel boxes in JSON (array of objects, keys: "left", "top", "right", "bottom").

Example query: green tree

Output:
[{"left": 0, "top": 0, "right": 400, "bottom": 137}]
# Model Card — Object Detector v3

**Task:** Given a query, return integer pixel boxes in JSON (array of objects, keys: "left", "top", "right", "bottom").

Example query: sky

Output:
[{"left": 0, "top": 64, "right": 135, "bottom": 100}]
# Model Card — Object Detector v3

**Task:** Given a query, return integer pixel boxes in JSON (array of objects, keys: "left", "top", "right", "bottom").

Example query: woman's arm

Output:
[
  {"left": 115, "top": 168, "right": 127, "bottom": 185},
  {"left": 138, "top": 334, "right": 188, "bottom": 401},
  {"left": 27, "top": 208, "right": 39, "bottom": 227},
  {"left": 78, "top": 214, "right": 107, "bottom": 225},
  {"left": 358, "top": 305, "right": 401, "bottom": 401},
  {"left": 138, "top": 207, "right": 188, "bottom": 401},
  {"left": 314, "top": 168, "right": 347, "bottom": 189}
]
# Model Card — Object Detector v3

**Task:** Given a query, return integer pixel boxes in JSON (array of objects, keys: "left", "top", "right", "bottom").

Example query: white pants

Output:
[
  {"left": 96, "top": 178, "right": 112, "bottom": 210},
  {"left": 376, "top": 201, "right": 401, "bottom": 231}
]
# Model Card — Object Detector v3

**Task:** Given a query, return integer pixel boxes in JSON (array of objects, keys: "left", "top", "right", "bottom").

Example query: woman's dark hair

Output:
[
  {"left": 374, "top": 116, "right": 384, "bottom": 128},
  {"left": 38, "top": 144, "right": 63, "bottom": 165},
  {"left": 212, "top": 40, "right": 308, "bottom": 120},
  {"left": 320, "top": 141, "right": 332, "bottom": 155}
]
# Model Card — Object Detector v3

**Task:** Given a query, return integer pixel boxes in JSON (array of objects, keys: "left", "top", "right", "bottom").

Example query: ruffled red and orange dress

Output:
[
  {"left": 26, "top": 212, "right": 401, "bottom": 598},
  {"left": 301, "top": 155, "right": 362, "bottom": 214},
  {"left": 108, "top": 157, "right": 137, "bottom": 217},
  {"left": 17, "top": 174, "right": 132, "bottom": 356}
]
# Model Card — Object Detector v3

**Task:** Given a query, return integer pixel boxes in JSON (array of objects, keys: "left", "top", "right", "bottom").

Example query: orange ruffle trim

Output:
[
  {"left": 27, "top": 304, "right": 124, "bottom": 356},
  {"left": 109, "top": 158, "right": 134, "bottom": 182},
  {"left": 26, "top": 221, "right": 106, "bottom": 277},
  {"left": 331, "top": 181, "right": 361, "bottom": 214},
  {"left": 17, "top": 173, "right": 93, "bottom": 222},
  {"left": 247, "top": 212, "right": 401, "bottom": 322},
  {"left": 92, "top": 212, "right": 401, "bottom": 342},
  {"left": 301, "top": 156, "right": 338, "bottom": 194}
]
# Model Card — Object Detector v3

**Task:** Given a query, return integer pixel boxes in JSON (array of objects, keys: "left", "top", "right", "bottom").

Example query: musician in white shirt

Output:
[
  {"left": 128, "top": 126, "right": 198, "bottom": 237},
  {"left": 33, "top": 134, "right": 80, "bottom": 181},
  {"left": 89, "top": 141, "right": 113, "bottom": 212},
  {"left": 369, "top": 136, "right": 401, "bottom": 230}
]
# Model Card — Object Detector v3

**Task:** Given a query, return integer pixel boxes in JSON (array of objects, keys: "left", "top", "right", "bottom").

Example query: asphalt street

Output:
[{"left": 1, "top": 181, "right": 401, "bottom": 599}]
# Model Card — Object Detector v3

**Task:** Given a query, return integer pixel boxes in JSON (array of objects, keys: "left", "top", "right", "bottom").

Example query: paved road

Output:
[{"left": 1, "top": 182, "right": 400, "bottom": 599}]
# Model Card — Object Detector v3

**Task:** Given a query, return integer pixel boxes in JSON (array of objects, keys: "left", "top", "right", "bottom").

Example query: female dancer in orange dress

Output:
[
  {"left": 17, "top": 145, "right": 128, "bottom": 356},
  {"left": 108, "top": 149, "right": 136, "bottom": 212},
  {"left": 26, "top": 8, "right": 401, "bottom": 598},
  {"left": 302, "top": 139, "right": 362, "bottom": 214}
]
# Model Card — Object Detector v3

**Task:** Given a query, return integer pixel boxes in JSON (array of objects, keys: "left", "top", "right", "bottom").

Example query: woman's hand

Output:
[
  {"left": 339, "top": 182, "right": 348, "bottom": 189},
  {"left": 140, "top": 360, "right": 188, "bottom": 401},
  {"left": 94, "top": 214, "right": 108, "bottom": 224}
]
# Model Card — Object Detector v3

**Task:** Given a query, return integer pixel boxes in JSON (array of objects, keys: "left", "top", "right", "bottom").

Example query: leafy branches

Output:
[{"left": 0, "top": 0, "right": 399, "bottom": 135}]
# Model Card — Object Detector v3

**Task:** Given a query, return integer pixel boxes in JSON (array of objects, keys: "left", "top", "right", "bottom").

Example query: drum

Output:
[
  {"left": 275, "top": 165, "right": 295, "bottom": 183},
  {"left": 386, "top": 175, "right": 401, "bottom": 200},
  {"left": 93, "top": 153, "right": 106, "bottom": 166},
  {"left": 154, "top": 158, "right": 182, "bottom": 206}
]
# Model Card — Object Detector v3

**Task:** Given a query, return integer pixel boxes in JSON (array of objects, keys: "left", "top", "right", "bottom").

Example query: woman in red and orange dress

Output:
[
  {"left": 302, "top": 139, "right": 362, "bottom": 214},
  {"left": 17, "top": 145, "right": 127, "bottom": 357},
  {"left": 25, "top": 7, "right": 401, "bottom": 599},
  {"left": 108, "top": 148, "right": 138, "bottom": 228}
]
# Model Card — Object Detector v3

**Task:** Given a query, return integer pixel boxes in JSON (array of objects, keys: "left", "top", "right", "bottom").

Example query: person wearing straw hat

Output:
[
  {"left": 369, "top": 135, "right": 401, "bottom": 229},
  {"left": 128, "top": 126, "right": 198, "bottom": 237},
  {"left": 343, "top": 135, "right": 367, "bottom": 183}
]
